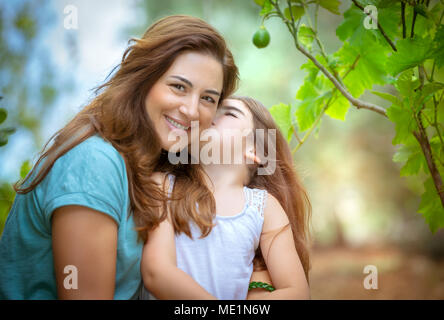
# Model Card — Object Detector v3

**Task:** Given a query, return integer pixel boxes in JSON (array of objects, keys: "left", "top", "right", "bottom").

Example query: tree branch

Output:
[{"left": 273, "top": 2, "right": 387, "bottom": 117}]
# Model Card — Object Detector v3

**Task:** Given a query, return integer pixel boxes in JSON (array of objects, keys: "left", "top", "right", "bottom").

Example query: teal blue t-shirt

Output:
[{"left": 0, "top": 135, "right": 144, "bottom": 299}]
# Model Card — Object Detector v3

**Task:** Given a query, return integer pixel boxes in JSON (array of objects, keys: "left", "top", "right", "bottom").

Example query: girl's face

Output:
[
  {"left": 212, "top": 98, "right": 254, "bottom": 132},
  {"left": 145, "top": 51, "right": 223, "bottom": 152},
  {"left": 209, "top": 98, "right": 257, "bottom": 164}
]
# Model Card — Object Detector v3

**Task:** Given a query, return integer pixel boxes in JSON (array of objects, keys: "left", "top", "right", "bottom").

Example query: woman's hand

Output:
[{"left": 52, "top": 205, "right": 118, "bottom": 299}]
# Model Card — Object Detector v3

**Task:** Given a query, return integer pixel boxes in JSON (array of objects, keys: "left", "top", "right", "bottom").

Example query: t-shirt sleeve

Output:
[{"left": 37, "top": 138, "right": 128, "bottom": 226}]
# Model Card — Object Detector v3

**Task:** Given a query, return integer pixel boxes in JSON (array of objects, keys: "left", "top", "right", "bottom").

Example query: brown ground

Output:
[{"left": 309, "top": 245, "right": 444, "bottom": 299}]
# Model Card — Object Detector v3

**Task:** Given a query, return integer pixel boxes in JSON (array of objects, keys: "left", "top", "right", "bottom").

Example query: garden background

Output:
[{"left": 1, "top": 0, "right": 443, "bottom": 299}]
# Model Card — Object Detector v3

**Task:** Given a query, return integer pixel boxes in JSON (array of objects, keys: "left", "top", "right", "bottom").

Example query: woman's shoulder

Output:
[
  {"left": 73, "top": 135, "right": 121, "bottom": 158},
  {"left": 60, "top": 135, "right": 125, "bottom": 169}
]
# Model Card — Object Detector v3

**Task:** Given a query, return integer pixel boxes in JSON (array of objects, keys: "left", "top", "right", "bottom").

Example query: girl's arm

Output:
[
  {"left": 247, "top": 194, "right": 310, "bottom": 300},
  {"left": 141, "top": 215, "right": 217, "bottom": 299},
  {"left": 141, "top": 173, "right": 217, "bottom": 300},
  {"left": 52, "top": 205, "right": 118, "bottom": 299}
]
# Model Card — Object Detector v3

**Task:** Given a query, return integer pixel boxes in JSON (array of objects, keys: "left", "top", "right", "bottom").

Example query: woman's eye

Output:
[
  {"left": 172, "top": 84, "right": 185, "bottom": 91},
  {"left": 226, "top": 112, "right": 237, "bottom": 118},
  {"left": 202, "top": 96, "right": 216, "bottom": 104}
]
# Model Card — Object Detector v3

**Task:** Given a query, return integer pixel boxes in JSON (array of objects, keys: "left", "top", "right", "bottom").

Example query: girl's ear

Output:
[{"left": 244, "top": 150, "right": 261, "bottom": 165}]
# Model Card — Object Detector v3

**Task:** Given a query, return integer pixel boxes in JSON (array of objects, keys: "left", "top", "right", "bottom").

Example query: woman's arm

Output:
[
  {"left": 52, "top": 205, "right": 118, "bottom": 299},
  {"left": 247, "top": 194, "right": 310, "bottom": 300},
  {"left": 141, "top": 214, "right": 217, "bottom": 299}
]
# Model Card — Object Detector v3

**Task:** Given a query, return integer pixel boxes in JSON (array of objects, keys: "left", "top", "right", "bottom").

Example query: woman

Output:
[{"left": 0, "top": 15, "right": 238, "bottom": 299}]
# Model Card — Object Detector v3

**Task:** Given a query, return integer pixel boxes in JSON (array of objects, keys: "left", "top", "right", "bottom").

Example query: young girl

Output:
[{"left": 140, "top": 96, "right": 312, "bottom": 299}]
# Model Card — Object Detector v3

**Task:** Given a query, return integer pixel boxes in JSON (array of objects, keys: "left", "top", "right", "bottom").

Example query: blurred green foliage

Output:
[
  {"left": 0, "top": 0, "right": 59, "bottom": 234},
  {"left": 255, "top": 0, "right": 444, "bottom": 233}
]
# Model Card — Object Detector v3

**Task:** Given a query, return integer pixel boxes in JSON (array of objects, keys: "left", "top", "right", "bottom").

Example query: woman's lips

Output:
[{"left": 164, "top": 115, "right": 191, "bottom": 133}]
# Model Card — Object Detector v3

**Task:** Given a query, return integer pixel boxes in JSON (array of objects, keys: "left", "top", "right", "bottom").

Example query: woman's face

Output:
[{"left": 145, "top": 51, "right": 223, "bottom": 152}]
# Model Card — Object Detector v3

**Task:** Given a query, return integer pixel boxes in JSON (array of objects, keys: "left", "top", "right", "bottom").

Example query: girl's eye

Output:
[
  {"left": 225, "top": 112, "right": 237, "bottom": 118},
  {"left": 202, "top": 96, "right": 216, "bottom": 104}
]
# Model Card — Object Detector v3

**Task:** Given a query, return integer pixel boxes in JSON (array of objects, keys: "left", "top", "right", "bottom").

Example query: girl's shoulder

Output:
[
  {"left": 244, "top": 187, "right": 267, "bottom": 218},
  {"left": 261, "top": 192, "right": 290, "bottom": 232}
]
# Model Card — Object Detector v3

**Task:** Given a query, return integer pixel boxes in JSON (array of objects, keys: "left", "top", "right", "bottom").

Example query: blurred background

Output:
[{"left": 0, "top": 0, "right": 443, "bottom": 299}]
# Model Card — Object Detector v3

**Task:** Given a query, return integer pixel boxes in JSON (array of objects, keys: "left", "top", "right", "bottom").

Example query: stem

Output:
[
  {"left": 413, "top": 126, "right": 444, "bottom": 208},
  {"left": 292, "top": 98, "right": 331, "bottom": 154},
  {"left": 351, "top": 0, "right": 397, "bottom": 51},
  {"left": 401, "top": 1, "right": 406, "bottom": 38},
  {"left": 411, "top": 9, "right": 417, "bottom": 38},
  {"left": 300, "top": 1, "right": 344, "bottom": 86}
]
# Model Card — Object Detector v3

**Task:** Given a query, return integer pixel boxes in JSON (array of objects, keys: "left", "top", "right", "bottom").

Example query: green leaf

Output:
[
  {"left": 316, "top": 0, "right": 340, "bottom": 15},
  {"left": 40, "top": 85, "right": 57, "bottom": 106},
  {"left": 336, "top": 4, "right": 398, "bottom": 50},
  {"left": 432, "top": 25, "right": 444, "bottom": 68},
  {"left": 269, "top": 103, "right": 294, "bottom": 142},
  {"left": 298, "top": 25, "right": 315, "bottom": 51},
  {"left": 371, "top": 91, "right": 403, "bottom": 107},
  {"left": 284, "top": 5, "right": 305, "bottom": 21},
  {"left": 413, "top": 3, "right": 428, "bottom": 18},
  {"left": 395, "top": 70, "right": 419, "bottom": 98},
  {"left": 393, "top": 143, "right": 426, "bottom": 177},
  {"left": 0, "top": 108, "right": 6, "bottom": 124},
  {"left": 20, "top": 160, "right": 32, "bottom": 179},
  {"left": 14, "top": 8, "right": 37, "bottom": 40},
  {"left": 300, "top": 60, "right": 319, "bottom": 82},
  {"left": 260, "top": 0, "right": 273, "bottom": 16},
  {"left": 325, "top": 94, "right": 350, "bottom": 121},
  {"left": 415, "top": 82, "right": 444, "bottom": 106},
  {"left": 254, "top": 0, "right": 265, "bottom": 6},
  {"left": 386, "top": 104, "right": 417, "bottom": 145},
  {"left": 295, "top": 77, "right": 332, "bottom": 132},
  {"left": 335, "top": 42, "right": 389, "bottom": 98},
  {"left": 387, "top": 36, "right": 434, "bottom": 76},
  {"left": 418, "top": 177, "right": 444, "bottom": 234}
]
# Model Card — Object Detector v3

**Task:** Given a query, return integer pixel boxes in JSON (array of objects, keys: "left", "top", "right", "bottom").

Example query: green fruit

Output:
[{"left": 252, "top": 26, "right": 270, "bottom": 49}]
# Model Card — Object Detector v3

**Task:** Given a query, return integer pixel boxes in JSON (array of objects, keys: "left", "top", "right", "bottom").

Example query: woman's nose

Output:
[{"left": 179, "top": 96, "right": 200, "bottom": 121}]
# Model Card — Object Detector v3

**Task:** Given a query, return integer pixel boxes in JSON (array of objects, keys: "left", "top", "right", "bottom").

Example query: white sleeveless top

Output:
[{"left": 140, "top": 174, "right": 267, "bottom": 300}]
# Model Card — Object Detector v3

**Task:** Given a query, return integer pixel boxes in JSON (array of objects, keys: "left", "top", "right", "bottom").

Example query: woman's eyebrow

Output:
[
  {"left": 221, "top": 105, "right": 245, "bottom": 116},
  {"left": 170, "top": 75, "right": 221, "bottom": 96}
]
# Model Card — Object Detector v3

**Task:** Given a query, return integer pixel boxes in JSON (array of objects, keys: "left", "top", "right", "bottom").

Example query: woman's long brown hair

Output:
[{"left": 14, "top": 15, "right": 239, "bottom": 243}]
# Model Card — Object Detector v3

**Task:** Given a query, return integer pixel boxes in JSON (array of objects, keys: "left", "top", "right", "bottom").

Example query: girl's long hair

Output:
[
  {"left": 234, "top": 96, "right": 312, "bottom": 283},
  {"left": 14, "top": 15, "right": 239, "bottom": 242}
]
